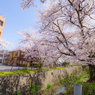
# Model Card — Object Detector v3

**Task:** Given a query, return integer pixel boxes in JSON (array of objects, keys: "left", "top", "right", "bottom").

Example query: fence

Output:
[{"left": 74, "top": 84, "right": 82, "bottom": 95}]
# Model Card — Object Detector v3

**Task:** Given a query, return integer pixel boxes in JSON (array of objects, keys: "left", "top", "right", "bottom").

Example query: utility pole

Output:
[{"left": 2, "top": 50, "right": 5, "bottom": 64}]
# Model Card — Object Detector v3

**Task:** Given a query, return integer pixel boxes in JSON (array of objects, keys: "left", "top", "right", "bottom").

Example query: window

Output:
[
  {"left": 0, "top": 20, "right": 3, "bottom": 26},
  {"left": 12, "top": 53, "right": 13, "bottom": 57},
  {"left": 15, "top": 53, "right": 18, "bottom": 56},
  {"left": 20, "top": 52, "right": 21, "bottom": 56}
]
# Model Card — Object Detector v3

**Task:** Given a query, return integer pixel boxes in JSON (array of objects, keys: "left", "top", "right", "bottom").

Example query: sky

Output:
[{"left": 0, "top": 0, "right": 44, "bottom": 51}]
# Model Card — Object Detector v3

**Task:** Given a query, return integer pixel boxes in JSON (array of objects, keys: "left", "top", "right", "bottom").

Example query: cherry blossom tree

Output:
[
  {"left": 21, "top": 0, "right": 46, "bottom": 9},
  {"left": 19, "top": 0, "right": 95, "bottom": 81},
  {"left": 17, "top": 29, "right": 60, "bottom": 68},
  {"left": 0, "top": 39, "right": 14, "bottom": 50},
  {"left": 17, "top": 29, "right": 46, "bottom": 68},
  {"left": 0, "top": 39, "right": 14, "bottom": 65},
  {"left": 35, "top": 0, "right": 95, "bottom": 81}
]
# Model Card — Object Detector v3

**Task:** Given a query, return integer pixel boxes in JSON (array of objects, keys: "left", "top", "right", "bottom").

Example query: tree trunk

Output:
[{"left": 88, "top": 64, "right": 95, "bottom": 82}]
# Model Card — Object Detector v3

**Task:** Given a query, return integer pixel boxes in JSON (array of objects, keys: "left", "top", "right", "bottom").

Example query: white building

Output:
[{"left": 0, "top": 53, "right": 7, "bottom": 63}]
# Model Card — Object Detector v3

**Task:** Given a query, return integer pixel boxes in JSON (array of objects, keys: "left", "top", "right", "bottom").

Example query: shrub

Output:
[
  {"left": 53, "top": 62, "right": 57, "bottom": 68},
  {"left": 22, "top": 64, "right": 28, "bottom": 67},
  {"left": 62, "top": 62, "right": 70, "bottom": 67},
  {"left": 84, "top": 66, "right": 89, "bottom": 72},
  {"left": 40, "top": 63, "right": 43, "bottom": 68},
  {"left": 58, "top": 72, "right": 79, "bottom": 92},
  {"left": 36, "top": 62, "right": 40, "bottom": 66},
  {"left": 82, "top": 82, "right": 95, "bottom": 95},
  {"left": 17, "top": 84, "right": 40, "bottom": 95},
  {"left": 24, "top": 67, "right": 28, "bottom": 70},
  {"left": 34, "top": 62, "right": 43, "bottom": 68},
  {"left": 34, "top": 62, "right": 40, "bottom": 68},
  {"left": 38, "top": 68, "right": 43, "bottom": 71}
]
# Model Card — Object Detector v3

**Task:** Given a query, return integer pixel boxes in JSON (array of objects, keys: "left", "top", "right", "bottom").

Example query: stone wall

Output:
[{"left": 0, "top": 66, "right": 82, "bottom": 95}]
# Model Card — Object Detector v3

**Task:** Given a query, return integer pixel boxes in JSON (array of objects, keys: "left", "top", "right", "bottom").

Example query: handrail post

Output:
[{"left": 74, "top": 84, "right": 82, "bottom": 95}]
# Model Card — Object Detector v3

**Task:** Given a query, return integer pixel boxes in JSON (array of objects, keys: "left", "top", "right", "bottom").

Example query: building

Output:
[
  {"left": 0, "top": 53, "right": 7, "bottom": 63},
  {"left": 3, "top": 50, "right": 39, "bottom": 67},
  {"left": 0, "top": 15, "right": 5, "bottom": 38}
]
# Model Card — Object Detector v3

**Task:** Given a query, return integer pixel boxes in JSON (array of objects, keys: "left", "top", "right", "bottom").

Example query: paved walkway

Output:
[
  {"left": 0, "top": 63, "right": 51, "bottom": 72},
  {"left": 0, "top": 63, "right": 63, "bottom": 72},
  {"left": 0, "top": 63, "right": 40, "bottom": 72}
]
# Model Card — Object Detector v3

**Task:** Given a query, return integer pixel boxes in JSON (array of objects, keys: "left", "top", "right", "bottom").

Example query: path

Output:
[
  {"left": 0, "top": 63, "right": 39, "bottom": 72},
  {"left": 0, "top": 63, "right": 50, "bottom": 72}
]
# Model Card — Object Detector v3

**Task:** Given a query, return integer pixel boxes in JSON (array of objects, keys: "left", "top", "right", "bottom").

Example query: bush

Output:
[
  {"left": 62, "top": 62, "right": 70, "bottom": 67},
  {"left": 34, "top": 62, "right": 43, "bottom": 68},
  {"left": 39, "top": 63, "right": 43, "bottom": 68},
  {"left": 84, "top": 66, "right": 89, "bottom": 73},
  {"left": 34, "top": 62, "right": 40, "bottom": 68},
  {"left": 22, "top": 64, "right": 28, "bottom": 67},
  {"left": 53, "top": 62, "right": 57, "bottom": 68},
  {"left": 24, "top": 67, "right": 28, "bottom": 70}
]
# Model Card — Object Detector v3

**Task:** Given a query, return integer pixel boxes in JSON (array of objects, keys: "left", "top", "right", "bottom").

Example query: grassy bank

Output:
[
  {"left": 39, "top": 69, "right": 90, "bottom": 95},
  {"left": 0, "top": 66, "right": 77, "bottom": 78},
  {"left": 61, "top": 69, "right": 95, "bottom": 95}
]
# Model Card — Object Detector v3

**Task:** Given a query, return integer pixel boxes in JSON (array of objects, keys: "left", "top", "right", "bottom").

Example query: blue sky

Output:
[{"left": 0, "top": 0, "right": 43, "bottom": 51}]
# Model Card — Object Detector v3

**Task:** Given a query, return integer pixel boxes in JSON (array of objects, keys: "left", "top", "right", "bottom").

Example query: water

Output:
[
  {"left": 56, "top": 85, "right": 71, "bottom": 94},
  {"left": 56, "top": 86, "right": 65, "bottom": 94}
]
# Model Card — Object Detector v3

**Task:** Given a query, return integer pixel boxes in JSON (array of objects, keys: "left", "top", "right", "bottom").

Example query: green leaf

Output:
[
  {"left": 17, "top": 91, "right": 20, "bottom": 95},
  {"left": 36, "top": 85, "right": 40, "bottom": 89},
  {"left": 33, "top": 84, "right": 36, "bottom": 88},
  {"left": 46, "top": 84, "right": 51, "bottom": 90},
  {"left": 27, "top": 87, "right": 30, "bottom": 91},
  {"left": 31, "top": 88, "right": 36, "bottom": 93}
]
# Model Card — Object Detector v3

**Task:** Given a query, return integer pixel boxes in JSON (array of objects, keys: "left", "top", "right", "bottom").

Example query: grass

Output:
[
  {"left": 15, "top": 68, "right": 93, "bottom": 95},
  {"left": 0, "top": 65, "right": 77, "bottom": 78},
  {"left": 39, "top": 70, "right": 82, "bottom": 95},
  {"left": 38, "top": 69, "right": 92, "bottom": 95},
  {"left": 0, "top": 65, "right": 89, "bottom": 95},
  {"left": 60, "top": 70, "right": 95, "bottom": 95}
]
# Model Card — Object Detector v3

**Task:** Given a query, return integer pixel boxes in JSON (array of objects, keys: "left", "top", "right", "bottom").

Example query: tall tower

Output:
[{"left": 0, "top": 15, "right": 5, "bottom": 38}]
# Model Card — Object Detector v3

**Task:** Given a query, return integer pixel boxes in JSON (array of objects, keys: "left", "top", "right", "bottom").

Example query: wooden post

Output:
[{"left": 74, "top": 84, "right": 82, "bottom": 95}]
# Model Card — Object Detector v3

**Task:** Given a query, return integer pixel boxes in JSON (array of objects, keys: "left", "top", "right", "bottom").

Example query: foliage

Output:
[
  {"left": 34, "top": 62, "right": 40, "bottom": 68},
  {"left": 84, "top": 66, "right": 89, "bottom": 73},
  {"left": 16, "top": 68, "right": 95, "bottom": 95},
  {"left": 38, "top": 62, "right": 44, "bottom": 68},
  {"left": 62, "top": 62, "right": 70, "bottom": 67},
  {"left": 65, "top": 71, "right": 95, "bottom": 95},
  {"left": 24, "top": 67, "right": 28, "bottom": 70},
  {"left": 82, "top": 82, "right": 95, "bottom": 95},
  {"left": 35, "top": 62, "right": 40, "bottom": 66},
  {"left": 0, "top": 39, "right": 14, "bottom": 50},
  {"left": 58, "top": 72, "right": 80, "bottom": 92},
  {"left": 57, "top": 70, "right": 89, "bottom": 94},
  {"left": 17, "top": 91, "right": 20, "bottom": 95},
  {"left": 33, "top": 62, "right": 43, "bottom": 68},
  {"left": 16, "top": 84, "right": 51, "bottom": 95},
  {"left": 18, "top": 0, "right": 95, "bottom": 75},
  {"left": 46, "top": 84, "right": 51, "bottom": 90},
  {"left": 17, "top": 84, "right": 40, "bottom": 95},
  {"left": 21, "top": 0, "right": 46, "bottom": 9},
  {"left": 0, "top": 65, "right": 76, "bottom": 77},
  {"left": 22, "top": 64, "right": 28, "bottom": 67}
]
